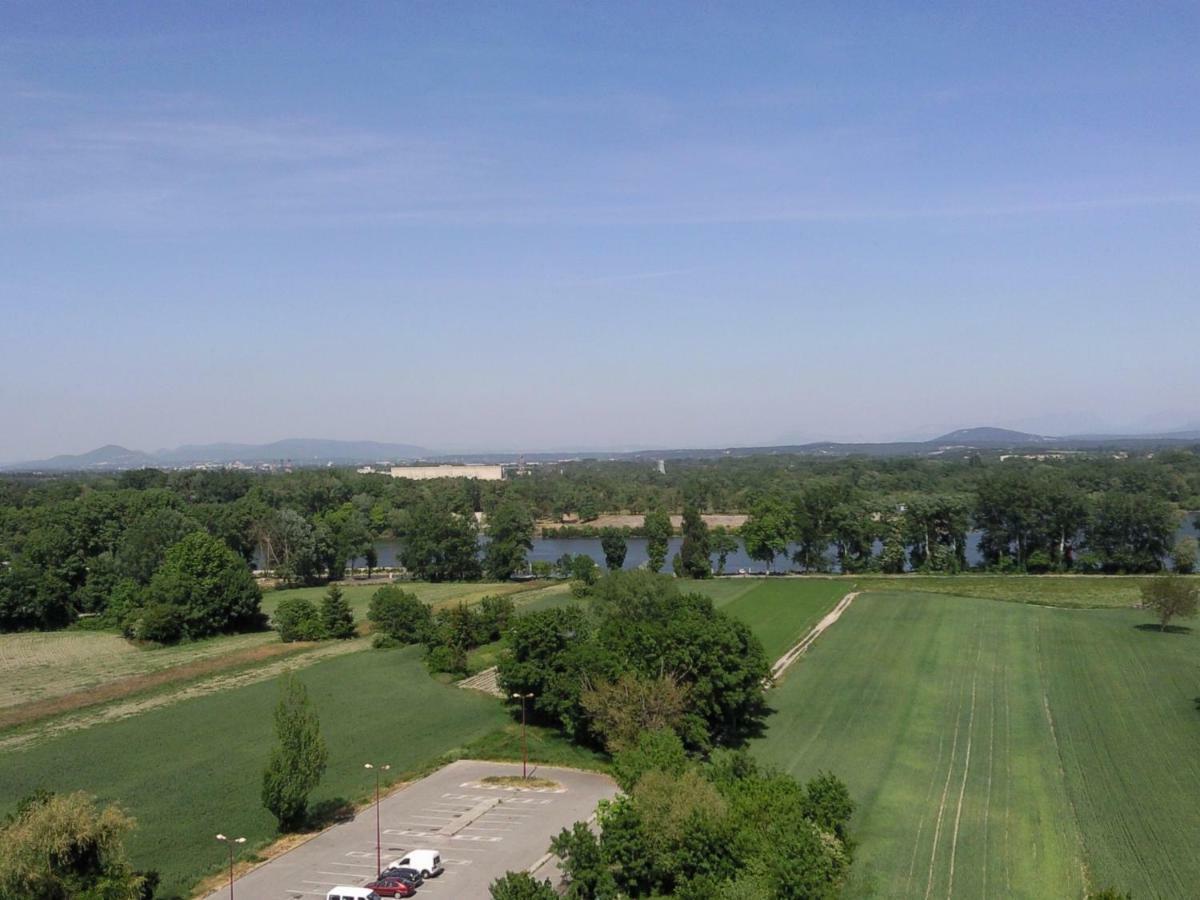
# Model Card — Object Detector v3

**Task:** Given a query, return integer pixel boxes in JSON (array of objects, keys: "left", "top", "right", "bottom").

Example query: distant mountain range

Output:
[
  {"left": 2, "top": 439, "right": 428, "bottom": 472},
  {"left": 4, "top": 426, "right": 1199, "bottom": 472}
]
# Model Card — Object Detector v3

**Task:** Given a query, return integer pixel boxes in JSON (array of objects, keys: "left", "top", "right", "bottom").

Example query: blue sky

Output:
[{"left": 2, "top": 1, "right": 1197, "bottom": 461}]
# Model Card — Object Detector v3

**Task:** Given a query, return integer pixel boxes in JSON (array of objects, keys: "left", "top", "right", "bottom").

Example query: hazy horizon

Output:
[{"left": 3, "top": 2, "right": 1197, "bottom": 463}]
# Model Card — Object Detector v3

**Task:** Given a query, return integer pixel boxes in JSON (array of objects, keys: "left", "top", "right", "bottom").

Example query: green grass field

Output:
[
  {"left": 852, "top": 574, "right": 1190, "bottom": 608},
  {"left": 754, "top": 590, "right": 1200, "bottom": 898},
  {"left": 716, "top": 579, "right": 849, "bottom": 659},
  {"left": 0, "top": 646, "right": 508, "bottom": 897}
]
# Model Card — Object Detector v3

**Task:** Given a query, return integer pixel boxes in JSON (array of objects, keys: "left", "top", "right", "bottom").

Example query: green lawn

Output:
[
  {"left": 0, "top": 646, "right": 508, "bottom": 897},
  {"left": 853, "top": 574, "right": 1190, "bottom": 608},
  {"left": 261, "top": 579, "right": 550, "bottom": 618},
  {"left": 716, "top": 579, "right": 849, "bottom": 659},
  {"left": 753, "top": 590, "right": 1200, "bottom": 898}
]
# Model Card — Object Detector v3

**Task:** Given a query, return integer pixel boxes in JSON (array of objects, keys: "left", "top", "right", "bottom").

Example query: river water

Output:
[{"left": 346, "top": 517, "right": 1198, "bottom": 575}]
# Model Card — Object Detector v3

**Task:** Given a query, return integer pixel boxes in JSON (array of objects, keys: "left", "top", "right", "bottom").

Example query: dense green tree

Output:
[
  {"left": 273, "top": 596, "right": 324, "bottom": 642},
  {"left": 709, "top": 526, "right": 739, "bottom": 574},
  {"left": 399, "top": 498, "right": 482, "bottom": 581},
  {"left": 599, "top": 527, "right": 628, "bottom": 571},
  {"left": 484, "top": 496, "right": 535, "bottom": 580},
  {"left": 116, "top": 507, "right": 200, "bottom": 584},
  {"left": 320, "top": 583, "right": 356, "bottom": 639},
  {"left": 643, "top": 508, "right": 673, "bottom": 573},
  {"left": 500, "top": 573, "right": 769, "bottom": 750},
  {"left": 262, "top": 673, "right": 328, "bottom": 831},
  {"left": 143, "top": 531, "right": 263, "bottom": 641},
  {"left": 742, "top": 498, "right": 789, "bottom": 572},
  {"left": 0, "top": 791, "right": 149, "bottom": 899},
  {"left": 1172, "top": 535, "right": 1198, "bottom": 574},
  {"left": 550, "top": 821, "right": 619, "bottom": 900},
  {"left": 367, "top": 585, "right": 432, "bottom": 644},
  {"left": 611, "top": 728, "right": 690, "bottom": 792},
  {"left": 678, "top": 504, "right": 711, "bottom": 578},
  {"left": 490, "top": 871, "right": 558, "bottom": 900},
  {"left": 1087, "top": 493, "right": 1177, "bottom": 572},
  {"left": 1140, "top": 576, "right": 1199, "bottom": 631}
]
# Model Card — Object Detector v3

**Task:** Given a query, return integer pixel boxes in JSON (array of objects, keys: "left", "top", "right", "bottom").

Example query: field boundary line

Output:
[{"left": 769, "top": 591, "right": 859, "bottom": 681}]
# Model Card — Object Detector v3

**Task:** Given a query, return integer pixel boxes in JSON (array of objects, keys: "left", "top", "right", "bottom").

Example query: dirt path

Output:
[{"left": 769, "top": 591, "right": 859, "bottom": 681}]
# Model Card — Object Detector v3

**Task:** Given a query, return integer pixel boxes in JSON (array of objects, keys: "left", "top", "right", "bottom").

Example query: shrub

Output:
[
  {"left": 274, "top": 597, "right": 325, "bottom": 642},
  {"left": 425, "top": 643, "right": 468, "bottom": 675},
  {"left": 367, "top": 585, "right": 432, "bottom": 644},
  {"left": 132, "top": 603, "right": 186, "bottom": 644}
]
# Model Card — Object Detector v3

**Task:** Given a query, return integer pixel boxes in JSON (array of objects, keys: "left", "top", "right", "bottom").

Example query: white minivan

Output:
[
  {"left": 326, "top": 888, "right": 379, "bottom": 900},
  {"left": 386, "top": 848, "right": 443, "bottom": 878}
]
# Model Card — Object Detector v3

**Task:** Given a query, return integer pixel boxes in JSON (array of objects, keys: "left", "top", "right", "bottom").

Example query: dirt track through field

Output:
[{"left": 769, "top": 591, "right": 859, "bottom": 680}]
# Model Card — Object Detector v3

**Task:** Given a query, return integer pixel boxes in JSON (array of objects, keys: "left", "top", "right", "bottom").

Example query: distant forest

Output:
[{"left": 1, "top": 450, "right": 1198, "bottom": 632}]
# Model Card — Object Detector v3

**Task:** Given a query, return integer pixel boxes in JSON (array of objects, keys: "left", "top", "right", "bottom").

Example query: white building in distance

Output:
[{"left": 390, "top": 464, "right": 505, "bottom": 481}]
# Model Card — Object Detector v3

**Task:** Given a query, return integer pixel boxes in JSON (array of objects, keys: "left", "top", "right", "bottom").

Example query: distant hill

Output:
[
  {"left": 2, "top": 438, "right": 428, "bottom": 472},
  {"left": 931, "top": 427, "right": 1054, "bottom": 446},
  {"left": 6, "top": 444, "right": 159, "bottom": 471}
]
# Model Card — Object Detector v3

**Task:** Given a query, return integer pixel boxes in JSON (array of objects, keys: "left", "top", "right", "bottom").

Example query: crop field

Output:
[
  {"left": 0, "top": 645, "right": 509, "bottom": 897},
  {"left": 715, "top": 579, "right": 849, "bottom": 659},
  {"left": 754, "top": 589, "right": 1200, "bottom": 898}
]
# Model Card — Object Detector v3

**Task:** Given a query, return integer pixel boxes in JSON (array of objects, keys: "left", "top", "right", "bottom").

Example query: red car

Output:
[{"left": 364, "top": 878, "right": 415, "bottom": 898}]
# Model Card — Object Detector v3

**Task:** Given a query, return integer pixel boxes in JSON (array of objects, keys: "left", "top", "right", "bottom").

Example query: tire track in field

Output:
[
  {"left": 946, "top": 641, "right": 983, "bottom": 897},
  {"left": 906, "top": 685, "right": 955, "bottom": 894},
  {"left": 923, "top": 661, "right": 969, "bottom": 900},
  {"left": 981, "top": 657, "right": 998, "bottom": 899}
]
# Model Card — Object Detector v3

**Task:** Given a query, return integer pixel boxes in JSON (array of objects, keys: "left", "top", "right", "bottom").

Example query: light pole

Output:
[
  {"left": 215, "top": 834, "right": 245, "bottom": 900},
  {"left": 511, "top": 692, "right": 535, "bottom": 779},
  {"left": 364, "top": 763, "right": 390, "bottom": 874}
]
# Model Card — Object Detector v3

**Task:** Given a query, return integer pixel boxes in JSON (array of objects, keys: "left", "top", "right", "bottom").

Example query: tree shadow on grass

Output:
[
  {"left": 306, "top": 797, "right": 355, "bottom": 829},
  {"left": 1133, "top": 623, "right": 1193, "bottom": 635}
]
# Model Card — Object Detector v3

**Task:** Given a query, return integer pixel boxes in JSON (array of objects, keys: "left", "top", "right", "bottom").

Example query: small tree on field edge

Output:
[
  {"left": 262, "top": 673, "right": 328, "bottom": 831},
  {"left": 320, "top": 583, "right": 356, "bottom": 639},
  {"left": 1140, "top": 575, "right": 1199, "bottom": 632}
]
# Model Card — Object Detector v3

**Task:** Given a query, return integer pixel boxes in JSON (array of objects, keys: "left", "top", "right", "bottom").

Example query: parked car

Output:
[
  {"left": 363, "top": 878, "right": 415, "bottom": 898},
  {"left": 385, "top": 849, "right": 443, "bottom": 878},
  {"left": 326, "top": 889, "right": 381, "bottom": 900},
  {"left": 378, "top": 866, "right": 424, "bottom": 887}
]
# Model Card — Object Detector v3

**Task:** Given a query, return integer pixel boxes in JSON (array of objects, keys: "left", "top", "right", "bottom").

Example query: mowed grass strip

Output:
[
  {"left": 261, "top": 578, "right": 549, "bottom": 619},
  {"left": 718, "top": 579, "right": 850, "bottom": 660},
  {"left": 754, "top": 589, "right": 1200, "bottom": 898},
  {"left": 0, "top": 646, "right": 508, "bottom": 898},
  {"left": 853, "top": 574, "right": 1194, "bottom": 608}
]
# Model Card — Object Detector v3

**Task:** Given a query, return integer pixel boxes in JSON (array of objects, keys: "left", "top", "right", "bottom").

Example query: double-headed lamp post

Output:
[
  {"left": 214, "top": 834, "right": 245, "bottom": 899},
  {"left": 511, "top": 692, "right": 535, "bottom": 779},
  {"left": 364, "top": 763, "right": 390, "bottom": 874}
]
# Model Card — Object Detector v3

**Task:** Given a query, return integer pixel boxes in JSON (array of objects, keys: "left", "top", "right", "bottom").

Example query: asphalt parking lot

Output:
[{"left": 202, "top": 760, "right": 617, "bottom": 900}]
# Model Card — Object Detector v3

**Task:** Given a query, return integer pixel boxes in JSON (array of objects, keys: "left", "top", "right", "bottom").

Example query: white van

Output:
[
  {"left": 386, "top": 848, "right": 443, "bottom": 877},
  {"left": 326, "top": 888, "right": 379, "bottom": 900}
]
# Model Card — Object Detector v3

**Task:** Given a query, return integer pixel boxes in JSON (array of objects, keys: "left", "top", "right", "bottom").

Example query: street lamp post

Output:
[
  {"left": 364, "top": 763, "right": 390, "bottom": 875},
  {"left": 511, "top": 692, "right": 535, "bottom": 779},
  {"left": 214, "top": 834, "right": 245, "bottom": 900}
]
